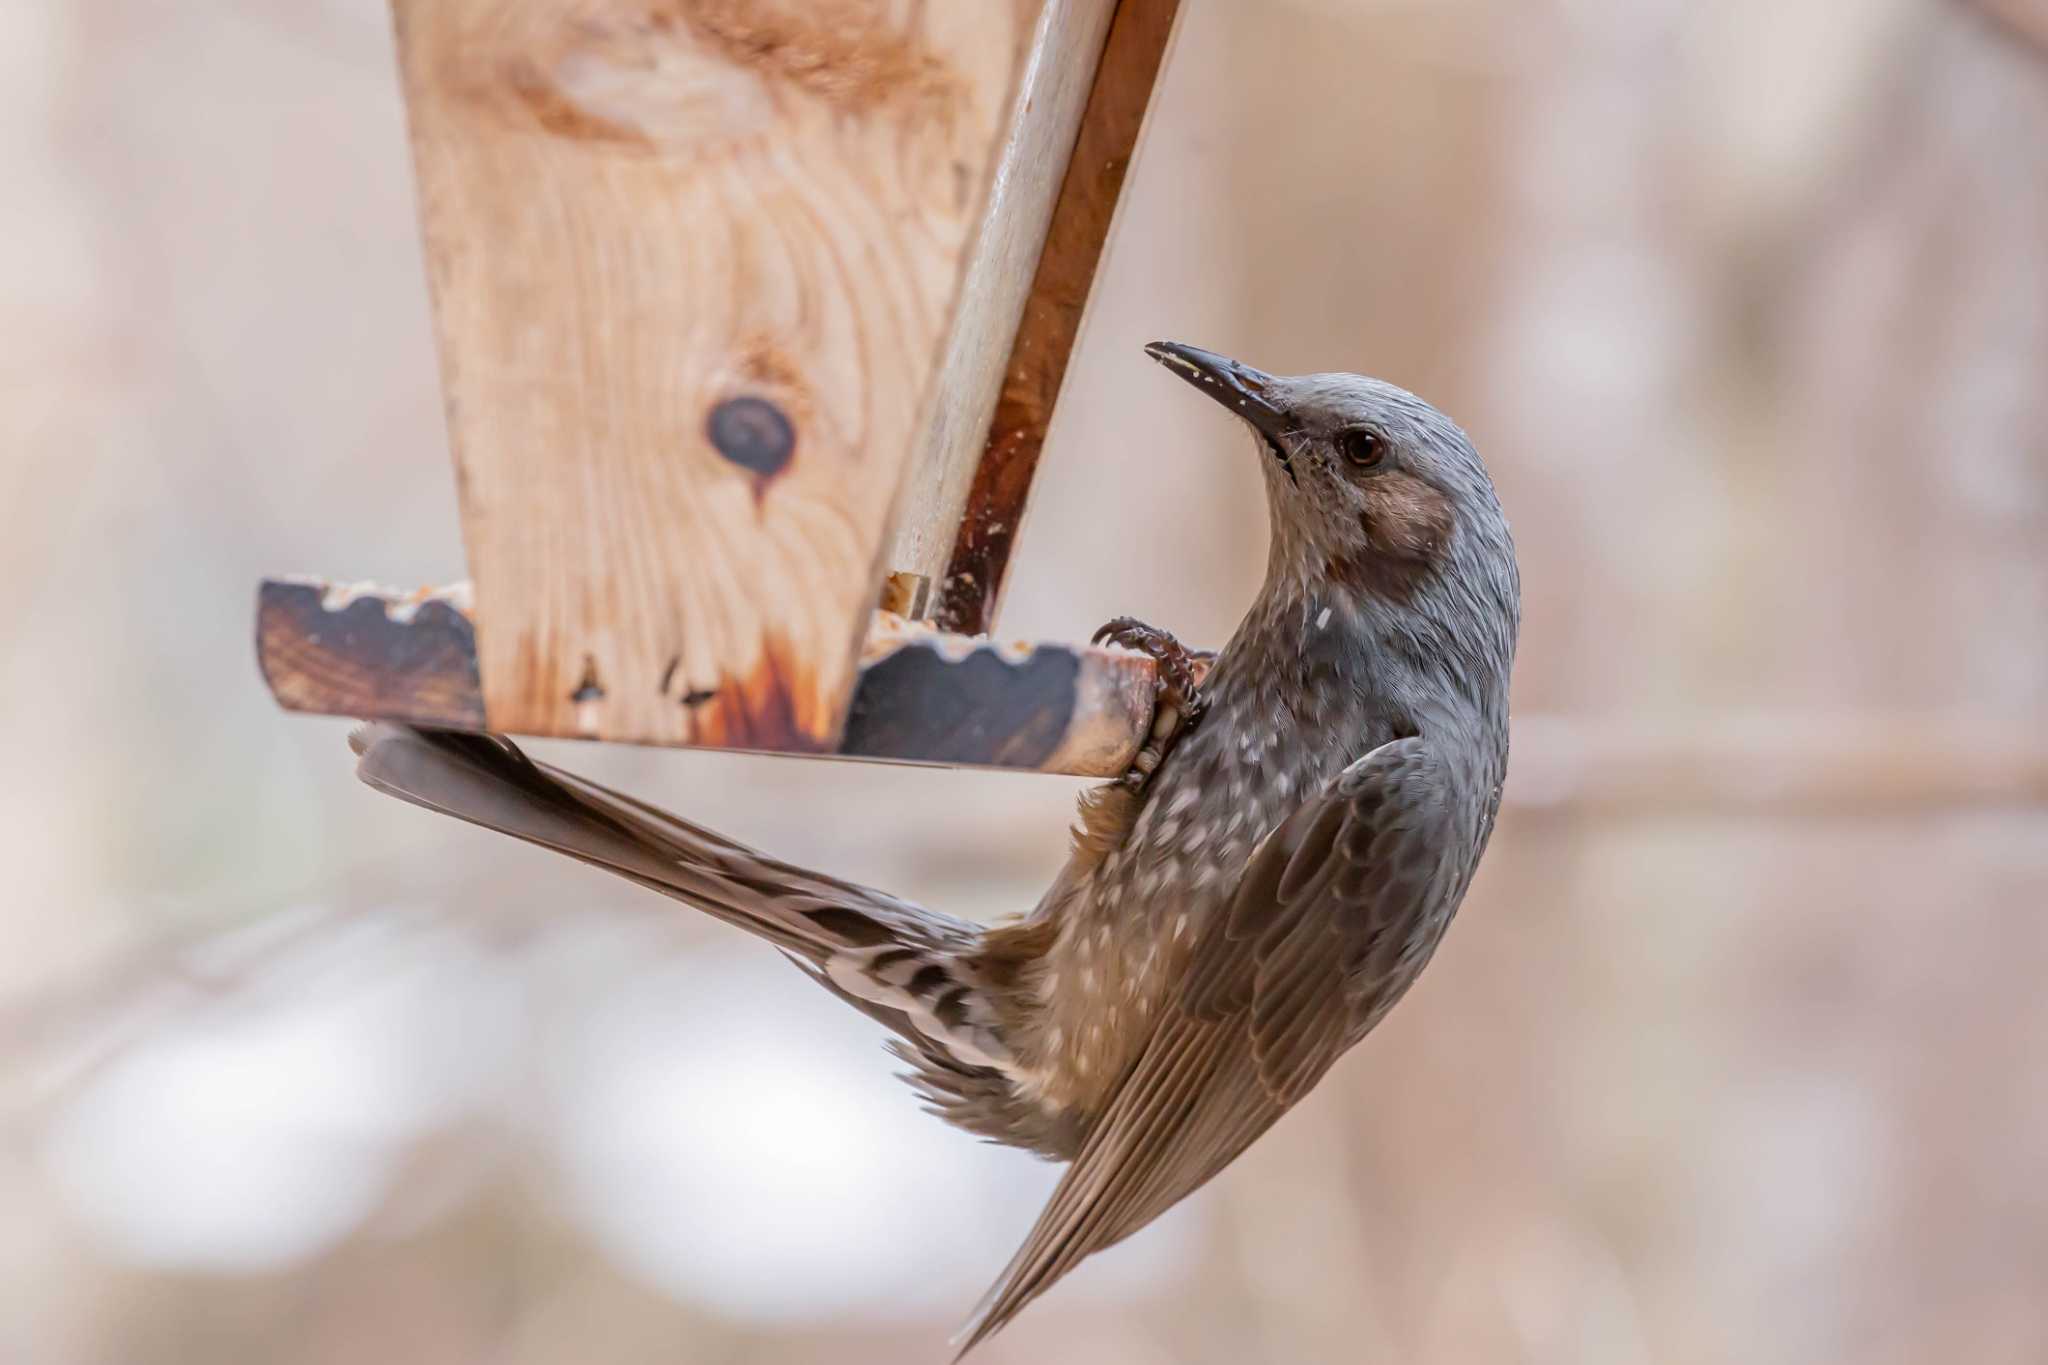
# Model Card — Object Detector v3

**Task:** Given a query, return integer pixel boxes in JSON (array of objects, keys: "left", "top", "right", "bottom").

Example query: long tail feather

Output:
[{"left": 349, "top": 723, "right": 965, "bottom": 963}]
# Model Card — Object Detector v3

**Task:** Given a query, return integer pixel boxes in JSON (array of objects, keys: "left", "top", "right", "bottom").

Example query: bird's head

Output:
[{"left": 1146, "top": 342, "right": 1519, "bottom": 699}]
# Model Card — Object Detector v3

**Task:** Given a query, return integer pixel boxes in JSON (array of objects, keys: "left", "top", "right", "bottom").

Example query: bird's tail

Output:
[{"left": 349, "top": 723, "right": 983, "bottom": 985}]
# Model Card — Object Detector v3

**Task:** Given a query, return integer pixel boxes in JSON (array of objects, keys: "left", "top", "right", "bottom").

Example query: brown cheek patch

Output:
[{"left": 1329, "top": 471, "right": 1456, "bottom": 601}]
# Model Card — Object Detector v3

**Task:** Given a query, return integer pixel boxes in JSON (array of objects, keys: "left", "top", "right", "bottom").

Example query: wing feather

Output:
[{"left": 960, "top": 737, "right": 1462, "bottom": 1353}]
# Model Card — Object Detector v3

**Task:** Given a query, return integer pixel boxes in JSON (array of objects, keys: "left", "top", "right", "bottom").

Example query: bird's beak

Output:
[{"left": 1143, "top": 341, "right": 1292, "bottom": 457}]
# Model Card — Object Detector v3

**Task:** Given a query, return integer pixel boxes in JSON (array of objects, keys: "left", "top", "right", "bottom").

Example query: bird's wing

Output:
[{"left": 957, "top": 737, "right": 1459, "bottom": 1355}]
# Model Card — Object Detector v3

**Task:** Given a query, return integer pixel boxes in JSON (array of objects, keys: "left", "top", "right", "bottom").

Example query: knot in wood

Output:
[{"left": 707, "top": 395, "right": 795, "bottom": 478}]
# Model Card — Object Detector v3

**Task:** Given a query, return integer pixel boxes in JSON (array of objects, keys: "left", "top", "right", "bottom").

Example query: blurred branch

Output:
[
  {"left": 4, "top": 715, "right": 2038, "bottom": 1160},
  {"left": 1962, "top": 0, "right": 2048, "bottom": 60},
  {"left": 1510, "top": 712, "right": 2048, "bottom": 817}
]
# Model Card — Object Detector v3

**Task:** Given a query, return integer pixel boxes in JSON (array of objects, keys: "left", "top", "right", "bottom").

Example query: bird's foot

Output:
[{"left": 1091, "top": 617, "right": 1213, "bottom": 790}]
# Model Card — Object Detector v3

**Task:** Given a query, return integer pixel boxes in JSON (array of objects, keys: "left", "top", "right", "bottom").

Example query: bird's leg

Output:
[{"left": 1091, "top": 617, "right": 1214, "bottom": 790}]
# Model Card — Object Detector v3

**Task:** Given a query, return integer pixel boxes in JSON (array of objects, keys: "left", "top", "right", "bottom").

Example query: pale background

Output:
[{"left": 5, "top": 1, "right": 2047, "bottom": 1362}]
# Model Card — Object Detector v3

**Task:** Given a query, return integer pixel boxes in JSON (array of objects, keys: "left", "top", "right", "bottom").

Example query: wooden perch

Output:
[
  {"left": 257, "top": 578, "right": 1158, "bottom": 777},
  {"left": 258, "top": 581, "right": 2048, "bottom": 807}
]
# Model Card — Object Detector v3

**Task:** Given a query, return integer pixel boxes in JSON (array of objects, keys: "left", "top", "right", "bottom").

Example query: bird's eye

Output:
[{"left": 1338, "top": 429, "right": 1384, "bottom": 469}]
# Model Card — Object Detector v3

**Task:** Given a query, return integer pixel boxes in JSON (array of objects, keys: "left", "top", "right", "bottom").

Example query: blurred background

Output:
[{"left": 5, "top": 0, "right": 2047, "bottom": 1361}]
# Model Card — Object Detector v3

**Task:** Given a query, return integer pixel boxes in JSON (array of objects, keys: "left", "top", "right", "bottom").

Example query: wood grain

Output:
[
  {"left": 392, "top": 0, "right": 1045, "bottom": 749},
  {"left": 256, "top": 580, "right": 484, "bottom": 729},
  {"left": 934, "top": 0, "right": 1186, "bottom": 634},
  {"left": 883, "top": 0, "right": 1121, "bottom": 588}
]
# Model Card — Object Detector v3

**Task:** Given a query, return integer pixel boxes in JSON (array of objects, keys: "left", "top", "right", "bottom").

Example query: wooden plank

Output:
[
  {"left": 391, "top": 0, "right": 1047, "bottom": 750},
  {"left": 255, "top": 579, "right": 1155, "bottom": 777},
  {"left": 883, "top": 0, "right": 1120, "bottom": 588},
  {"left": 933, "top": 0, "right": 1186, "bottom": 634}
]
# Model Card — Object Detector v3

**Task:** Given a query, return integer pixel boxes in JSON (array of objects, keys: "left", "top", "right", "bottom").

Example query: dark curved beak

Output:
[{"left": 1143, "top": 341, "right": 1291, "bottom": 454}]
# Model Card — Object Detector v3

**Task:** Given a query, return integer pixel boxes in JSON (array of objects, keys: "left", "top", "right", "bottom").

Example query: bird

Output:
[{"left": 351, "top": 341, "right": 1520, "bottom": 1354}]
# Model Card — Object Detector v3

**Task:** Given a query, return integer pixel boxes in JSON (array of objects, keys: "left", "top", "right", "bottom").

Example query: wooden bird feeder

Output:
[{"left": 257, "top": 0, "right": 1187, "bottom": 777}]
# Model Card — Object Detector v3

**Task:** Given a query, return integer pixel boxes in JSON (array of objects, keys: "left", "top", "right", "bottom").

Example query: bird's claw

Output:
[
  {"left": 1092, "top": 617, "right": 1211, "bottom": 790},
  {"left": 1092, "top": 617, "right": 1208, "bottom": 721}
]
